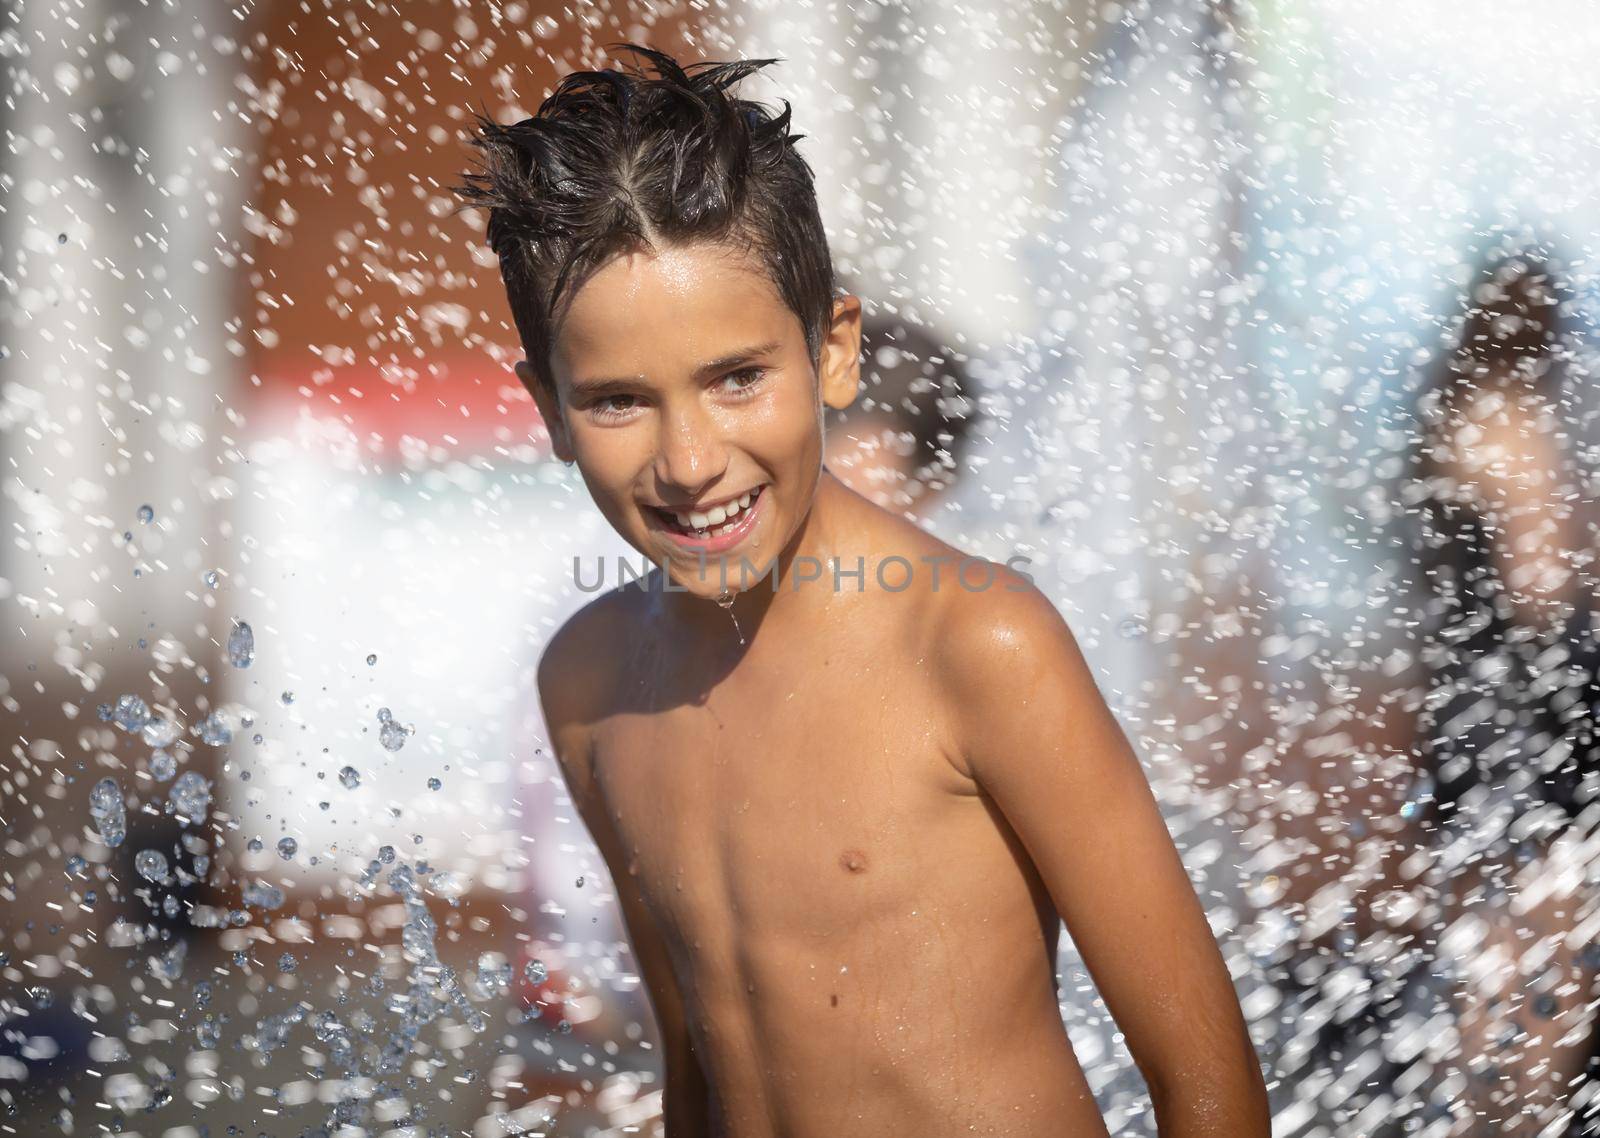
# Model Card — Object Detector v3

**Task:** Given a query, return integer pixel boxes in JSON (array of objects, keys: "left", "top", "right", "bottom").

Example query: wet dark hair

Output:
[
  {"left": 827, "top": 310, "right": 980, "bottom": 493},
  {"left": 455, "top": 43, "right": 836, "bottom": 392},
  {"left": 1425, "top": 248, "right": 1573, "bottom": 412}
]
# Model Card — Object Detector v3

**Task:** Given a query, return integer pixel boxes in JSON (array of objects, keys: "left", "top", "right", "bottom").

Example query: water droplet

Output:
[
  {"left": 203, "top": 569, "right": 220, "bottom": 588},
  {"left": 379, "top": 720, "right": 408, "bottom": 752},
  {"left": 281, "top": 690, "right": 294, "bottom": 704},
  {"left": 148, "top": 750, "right": 177, "bottom": 781},
  {"left": 427, "top": 777, "right": 441, "bottom": 791},
  {"left": 198, "top": 710, "right": 232, "bottom": 746},
  {"left": 114, "top": 693, "right": 151, "bottom": 732},
  {"left": 524, "top": 959, "right": 547, "bottom": 984},
  {"left": 477, "top": 953, "right": 511, "bottom": 995},
  {"left": 89, "top": 778, "right": 126, "bottom": 848},
  {"left": 150, "top": 941, "right": 186, "bottom": 981},
  {"left": 142, "top": 715, "right": 180, "bottom": 748},
  {"left": 339, "top": 766, "right": 361, "bottom": 789},
  {"left": 277, "top": 837, "right": 298, "bottom": 861},
  {"left": 366, "top": 653, "right": 378, "bottom": 666},
  {"left": 134, "top": 849, "right": 170, "bottom": 883},
  {"left": 242, "top": 881, "right": 284, "bottom": 909},
  {"left": 227, "top": 619, "right": 255, "bottom": 668},
  {"left": 169, "top": 770, "right": 212, "bottom": 822}
]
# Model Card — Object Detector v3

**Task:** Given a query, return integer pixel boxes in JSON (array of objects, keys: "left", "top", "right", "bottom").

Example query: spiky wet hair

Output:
[{"left": 456, "top": 43, "right": 836, "bottom": 392}]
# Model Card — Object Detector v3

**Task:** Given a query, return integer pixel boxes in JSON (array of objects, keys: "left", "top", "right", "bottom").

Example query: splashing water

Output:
[
  {"left": 134, "top": 849, "right": 171, "bottom": 883},
  {"left": 242, "top": 880, "right": 284, "bottom": 909},
  {"left": 141, "top": 714, "right": 180, "bottom": 747},
  {"left": 88, "top": 778, "right": 126, "bottom": 848},
  {"left": 149, "top": 941, "right": 187, "bottom": 982},
  {"left": 227, "top": 618, "right": 256, "bottom": 667},
  {"left": 113, "top": 693, "right": 150, "bottom": 733},
  {"left": 198, "top": 710, "right": 232, "bottom": 745},
  {"left": 15, "top": 4, "right": 1600, "bottom": 1135},
  {"left": 377, "top": 717, "right": 409, "bottom": 752},
  {"left": 169, "top": 770, "right": 212, "bottom": 823},
  {"left": 148, "top": 749, "right": 177, "bottom": 780}
]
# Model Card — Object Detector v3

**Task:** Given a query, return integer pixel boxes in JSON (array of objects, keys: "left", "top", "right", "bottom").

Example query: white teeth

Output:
[{"left": 667, "top": 487, "right": 761, "bottom": 534}]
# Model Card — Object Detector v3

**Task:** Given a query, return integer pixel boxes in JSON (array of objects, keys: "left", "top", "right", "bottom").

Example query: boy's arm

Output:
[
  {"left": 536, "top": 629, "right": 712, "bottom": 1137},
  {"left": 937, "top": 575, "right": 1270, "bottom": 1138}
]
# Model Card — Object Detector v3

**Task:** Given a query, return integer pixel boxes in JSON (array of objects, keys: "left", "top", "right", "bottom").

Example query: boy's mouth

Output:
[{"left": 644, "top": 484, "right": 767, "bottom": 547}]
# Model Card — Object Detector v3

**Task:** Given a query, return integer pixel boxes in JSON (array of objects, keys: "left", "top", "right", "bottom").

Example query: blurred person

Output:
[
  {"left": 1398, "top": 249, "right": 1600, "bottom": 1136},
  {"left": 821, "top": 307, "right": 978, "bottom": 523},
  {"left": 460, "top": 42, "right": 1268, "bottom": 1138}
]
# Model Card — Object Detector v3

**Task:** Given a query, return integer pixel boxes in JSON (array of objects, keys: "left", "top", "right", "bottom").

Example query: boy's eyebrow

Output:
[{"left": 569, "top": 341, "right": 783, "bottom": 396}]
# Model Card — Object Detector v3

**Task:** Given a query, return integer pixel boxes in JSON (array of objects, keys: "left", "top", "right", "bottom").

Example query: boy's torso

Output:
[{"left": 577, "top": 513, "right": 1110, "bottom": 1137}]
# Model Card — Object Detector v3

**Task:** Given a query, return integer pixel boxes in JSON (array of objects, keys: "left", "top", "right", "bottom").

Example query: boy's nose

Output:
[{"left": 653, "top": 403, "right": 728, "bottom": 496}]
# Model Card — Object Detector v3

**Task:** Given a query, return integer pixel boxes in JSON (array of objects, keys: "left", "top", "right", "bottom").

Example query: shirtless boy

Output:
[{"left": 460, "top": 44, "right": 1269, "bottom": 1138}]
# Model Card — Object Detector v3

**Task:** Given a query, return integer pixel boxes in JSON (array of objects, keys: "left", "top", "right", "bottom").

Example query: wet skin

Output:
[{"left": 523, "top": 242, "right": 1269, "bottom": 1137}]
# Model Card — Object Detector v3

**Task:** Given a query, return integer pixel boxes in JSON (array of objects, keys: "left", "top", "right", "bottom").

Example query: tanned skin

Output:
[{"left": 520, "top": 241, "right": 1270, "bottom": 1137}]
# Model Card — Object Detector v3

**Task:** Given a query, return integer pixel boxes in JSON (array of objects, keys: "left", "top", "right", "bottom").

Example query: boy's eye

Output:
[
  {"left": 720, "top": 367, "right": 768, "bottom": 395},
  {"left": 582, "top": 368, "right": 766, "bottom": 422},
  {"left": 587, "top": 394, "right": 639, "bottom": 421}
]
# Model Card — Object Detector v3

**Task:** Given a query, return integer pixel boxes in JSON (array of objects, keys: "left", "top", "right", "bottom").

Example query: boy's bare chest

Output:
[{"left": 588, "top": 658, "right": 976, "bottom": 945}]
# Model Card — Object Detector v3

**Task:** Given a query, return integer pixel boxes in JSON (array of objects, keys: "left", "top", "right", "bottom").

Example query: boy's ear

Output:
[
  {"left": 515, "top": 359, "right": 575, "bottom": 464},
  {"left": 819, "top": 294, "right": 863, "bottom": 413}
]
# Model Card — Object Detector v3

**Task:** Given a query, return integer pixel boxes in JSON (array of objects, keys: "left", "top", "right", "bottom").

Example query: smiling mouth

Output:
[{"left": 647, "top": 485, "right": 766, "bottom": 539}]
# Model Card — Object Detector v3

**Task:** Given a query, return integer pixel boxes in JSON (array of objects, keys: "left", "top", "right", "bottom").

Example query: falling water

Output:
[{"left": 714, "top": 590, "right": 747, "bottom": 644}]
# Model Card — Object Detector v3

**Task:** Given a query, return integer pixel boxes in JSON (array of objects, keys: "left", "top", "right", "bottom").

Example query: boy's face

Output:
[{"left": 518, "top": 241, "right": 861, "bottom": 598}]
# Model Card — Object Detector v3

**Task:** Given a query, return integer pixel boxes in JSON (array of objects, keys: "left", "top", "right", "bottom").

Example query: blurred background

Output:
[{"left": 6, "top": 0, "right": 1600, "bottom": 1134}]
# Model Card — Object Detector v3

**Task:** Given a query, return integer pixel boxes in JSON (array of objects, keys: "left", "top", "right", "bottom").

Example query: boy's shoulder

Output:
[
  {"left": 535, "top": 582, "right": 650, "bottom": 737},
  {"left": 851, "top": 495, "right": 1075, "bottom": 688},
  {"left": 915, "top": 549, "right": 1100, "bottom": 782},
  {"left": 924, "top": 552, "right": 1072, "bottom": 684},
  {"left": 872, "top": 509, "right": 1081, "bottom": 709},
  {"left": 847, "top": 489, "right": 1055, "bottom": 628}
]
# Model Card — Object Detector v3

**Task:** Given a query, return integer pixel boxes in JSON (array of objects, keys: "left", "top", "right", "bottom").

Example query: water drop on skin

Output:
[{"left": 714, "top": 592, "right": 746, "bottom": 645}]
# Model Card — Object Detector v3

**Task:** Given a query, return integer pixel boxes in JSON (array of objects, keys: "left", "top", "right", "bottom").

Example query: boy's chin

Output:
[{"left": 657, "top": 554, "right": 775, "bottom": 599}]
